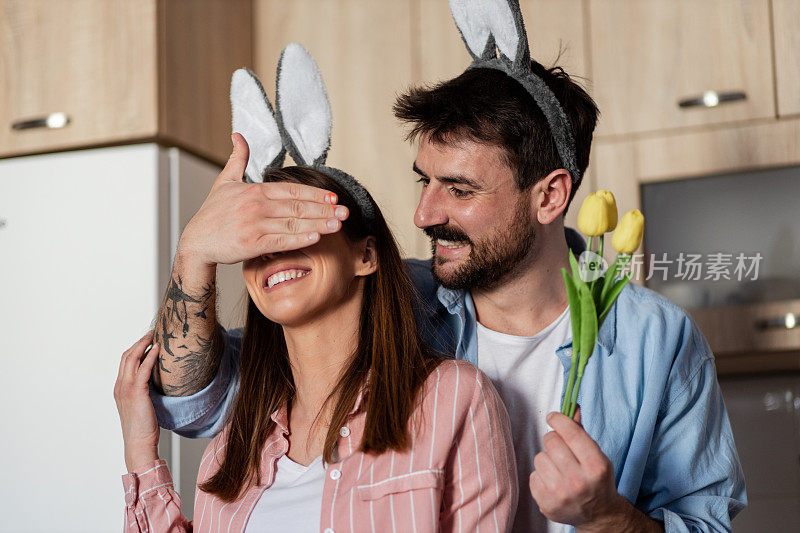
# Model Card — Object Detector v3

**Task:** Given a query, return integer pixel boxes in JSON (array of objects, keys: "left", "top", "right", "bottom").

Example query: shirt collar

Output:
[
  {"left": 437, "top": 285, "right": 465, "bottom": 313},
  {"left": 437, "top": 285, "right": 618, "bottom": 355}
]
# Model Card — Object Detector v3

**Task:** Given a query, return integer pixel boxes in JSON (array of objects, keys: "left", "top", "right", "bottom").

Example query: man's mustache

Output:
[{"left": 424, "top": 225, "right": 471, "bottom": 244}]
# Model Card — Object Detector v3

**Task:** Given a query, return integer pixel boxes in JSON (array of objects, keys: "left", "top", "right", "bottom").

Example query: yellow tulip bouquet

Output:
[{"left": 560, "top": 191, "right": 644, "bottom": 418}]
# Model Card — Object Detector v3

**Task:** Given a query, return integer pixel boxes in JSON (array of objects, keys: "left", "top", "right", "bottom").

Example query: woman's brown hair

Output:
[{"left": 199, "top": 166, "right": 440, "bottom": 502}]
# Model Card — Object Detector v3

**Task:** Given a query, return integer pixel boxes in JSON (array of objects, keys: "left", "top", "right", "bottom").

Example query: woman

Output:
[{"left": 115, "top": 166, "right": 518, "bottom": 532}]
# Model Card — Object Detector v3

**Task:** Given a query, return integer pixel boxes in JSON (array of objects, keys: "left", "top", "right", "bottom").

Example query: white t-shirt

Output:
[
  {"left": 476, "top": 305, "right": 572, "bottom": 533},
  {"left": 245, "top": 454, "right": 325, "bottom": 532}
]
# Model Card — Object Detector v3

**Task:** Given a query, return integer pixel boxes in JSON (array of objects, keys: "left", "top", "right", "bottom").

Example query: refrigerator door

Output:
[{"left": 0, "top": 145, "right": 164, "bottom": 531}]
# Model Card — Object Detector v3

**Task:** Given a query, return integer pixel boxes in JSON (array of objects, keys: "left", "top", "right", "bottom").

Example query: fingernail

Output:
[
  {"left": 231, "top": 134, "right": 235, "bottom": 146},
  {"left": 308, "top": 232, "right": 319, "bottom": 241},
  {"left": 326, "top": 192, "right": 337, "bottom": 204},
  {"left": 546, "top": 412, "right": 555, "bottom": 424},
  {"left": 335, "top": 206, "right": 348, "bottom": 219},
  {"left": 327, "top": 219, "right": 339, "bottom": 230}
]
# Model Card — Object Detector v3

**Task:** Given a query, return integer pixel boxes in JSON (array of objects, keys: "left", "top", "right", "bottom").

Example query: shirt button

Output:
[
  {"left": 339, "top": 426, "right": 350, "bottom": 438},
  {"left": 329, "top": 469, "right": 341, "bottom": 480},
  {"left": 324, "top": 529, "right": 334, "bottom": 533}
]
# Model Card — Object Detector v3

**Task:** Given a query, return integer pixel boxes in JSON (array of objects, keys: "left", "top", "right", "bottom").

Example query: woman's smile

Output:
[{"left": 261, "top": 264, "right": 313, "bottom": 292}]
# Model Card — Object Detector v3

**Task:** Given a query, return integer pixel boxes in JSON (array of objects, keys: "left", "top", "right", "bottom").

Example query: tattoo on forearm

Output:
[{"left": 154, "top": 274, "right": 223, "bottom": 396}]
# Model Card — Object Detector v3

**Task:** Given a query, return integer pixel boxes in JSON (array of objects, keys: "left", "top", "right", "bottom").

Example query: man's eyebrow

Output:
[{"left": 412, "top": 162, "right": 481, "bottom": 189}]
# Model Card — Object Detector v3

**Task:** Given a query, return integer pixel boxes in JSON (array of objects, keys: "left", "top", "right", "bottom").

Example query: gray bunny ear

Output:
[
  {"left": 449, "top": 0, "right": 531, "bottom": 69},
  {"left": 230, "top": 68, "right": 286, "bottom": 183},
  {"left": 275, "top": 43, "right": 332, "bottom": 167}
]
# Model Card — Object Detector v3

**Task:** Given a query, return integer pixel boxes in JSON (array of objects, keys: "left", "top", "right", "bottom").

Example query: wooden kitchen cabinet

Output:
[
  {"left": 589, "top": 0, "right": 775, "bottom": 137},
  {"left": 772, "top": 0, "right": 800, "bottom": 117},
  {"left": 691, "top": 299, "right": 800, "bottom": 374},
  {"left": 0, "top": 0, "right": 251, "bottom": 164},
  {"left": 594, "top": 118, "right": 800, "bottom": 209}
]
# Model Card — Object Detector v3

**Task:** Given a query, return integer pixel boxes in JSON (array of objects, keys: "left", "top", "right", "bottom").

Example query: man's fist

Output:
[
  {"left": 530, "top": 409, "right": 632, "bottom": 532},
  {"left": 178, "top": 133, "right": 350, "bottom": 267}
]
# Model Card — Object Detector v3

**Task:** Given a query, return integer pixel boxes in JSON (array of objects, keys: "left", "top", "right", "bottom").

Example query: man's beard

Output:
[{"left": 425, "top": 199, "right": 535, "bottom": 291}]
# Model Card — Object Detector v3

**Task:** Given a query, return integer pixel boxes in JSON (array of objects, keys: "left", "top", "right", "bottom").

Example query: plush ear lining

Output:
[
  {"left": 449, "top": 0, "right": 493, "bottom": 61},
  {"left": 230, "top": 68, "right": 285, "bottom": 183},
  {"left": 483, "top": 0, "right": 528, "bottom": 65},
  {"left": 275, "top": 43, "right": 332, "bottom": 167}
]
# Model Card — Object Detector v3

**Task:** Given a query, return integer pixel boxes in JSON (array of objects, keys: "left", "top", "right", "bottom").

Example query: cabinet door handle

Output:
[
  {"left": 755, "top": 313, "right": 799, "bottom": 330},
  {"left": 11, "top": 112, "right": 71, "bottom": 131},
  {"left": 678, "top": 91, "right": 747, "bottom": 109}
]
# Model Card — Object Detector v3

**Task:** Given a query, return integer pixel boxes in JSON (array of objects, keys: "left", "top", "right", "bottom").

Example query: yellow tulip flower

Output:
[
  {"left": 612, "top": 209, "right": 645, "bottom": 254},
  {"left": 577, "top": 192, "right": 615, "bottom": 236},
  {"left": 596, "top": 190, "right": 618, "bottom": 231}
]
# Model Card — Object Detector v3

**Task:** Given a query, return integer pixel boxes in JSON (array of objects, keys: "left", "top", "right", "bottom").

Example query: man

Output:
[{"left": 145, "top": 62, "right": 744, "bottom": 533}]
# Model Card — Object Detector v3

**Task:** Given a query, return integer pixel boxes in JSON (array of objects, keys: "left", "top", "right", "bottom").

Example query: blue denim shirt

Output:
[{"left": 152, "top": 250, "right": 746, "bottom": 533}]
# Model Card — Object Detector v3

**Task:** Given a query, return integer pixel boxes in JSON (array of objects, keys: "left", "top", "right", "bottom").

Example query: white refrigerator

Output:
[{"left": 0, "top": 144, "right": 244, "bottom": 531}]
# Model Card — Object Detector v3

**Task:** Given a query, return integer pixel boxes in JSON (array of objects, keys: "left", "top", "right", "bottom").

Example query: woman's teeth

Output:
[
  {"left": 267, "top": 269, "right": 310, "bottom": 289},
  {"left": 437, "top": 239, "right": 469, "bottom": 249}
]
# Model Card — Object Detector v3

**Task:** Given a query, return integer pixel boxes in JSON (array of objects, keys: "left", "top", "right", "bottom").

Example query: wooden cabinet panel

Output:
[
  {"left": 158, "top": 0, "right": 253, "bottom": 164},
  {"left": 253, "top": 0, "right": 424, "bottom": 258},
  {"left": 773, "top": 0, "right": 800, "bottom": 117},
  {"left": 634, "top": 118, "right": 800, "bottom": 182},
  {"left": 0, "top": 0, "right": 159, "bottom": 156},
  {"left": 691, "top": 299, "right": 800, "bottom": 356},
  {"left": 589, "top": 0, "right": 775, "bottom": 137},
  {"left": 0, "top": 0, "right": 251, "bottom": 165},
  {"left": 418, "top": 0, "right": 587, "bottom": 83}
]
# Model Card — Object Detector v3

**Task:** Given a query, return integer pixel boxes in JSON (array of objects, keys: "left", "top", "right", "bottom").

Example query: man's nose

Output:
[{"left": 414, "top": 187, "right": 447, "bottom": 229}]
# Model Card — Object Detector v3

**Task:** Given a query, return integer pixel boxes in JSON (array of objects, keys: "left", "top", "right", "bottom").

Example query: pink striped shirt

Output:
[{"left": 122, "top": 359, "right": 518, "bottom": 532}]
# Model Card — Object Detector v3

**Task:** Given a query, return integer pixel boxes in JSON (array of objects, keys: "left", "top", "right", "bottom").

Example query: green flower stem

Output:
[
  {"left": 600, "top": 253, "right": 630, "bottom": 302},
  {"left": 560, "top": 268, "right": 582, "bottom": 415},
  {"left": 591, "top": 235, "right": 606, "bottom": 302},
  {"left": 587, "top": 237, "right": 594, "bottom": 292},
  {"left": 620, "top": 253, "right": 632, "bottom": 272},
  {"left": 567, "top": 283, "right": 598, "bottom": 418},
  {"left": 598, "top": 235, "right": 604, "bottom": 264},
  {"left": 569, "top": 368, "right": 585, "bottom": 418},
  {"left": 561, "top": 346, "right": 579, "bottom": 414},
  {"left": 569, "top": 344, "right": 596, "bottom": 417}
]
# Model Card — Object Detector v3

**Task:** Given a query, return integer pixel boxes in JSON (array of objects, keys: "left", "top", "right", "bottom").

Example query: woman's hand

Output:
[{"left": 114, "top": 330, "right": 161, "bottom": 472}]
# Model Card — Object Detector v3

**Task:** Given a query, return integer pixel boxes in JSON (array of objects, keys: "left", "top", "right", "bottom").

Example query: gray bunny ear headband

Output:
[
  {"left": 230, "top": 43, "right": 376, "bottom": 232},
  {"left": 449, "top": 0, "right": 580, "bottom": 184}
]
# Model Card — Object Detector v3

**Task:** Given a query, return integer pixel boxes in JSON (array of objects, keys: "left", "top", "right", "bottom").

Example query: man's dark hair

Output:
[{"left": 393, "top": 61, "right": 599, "bottom": 212}]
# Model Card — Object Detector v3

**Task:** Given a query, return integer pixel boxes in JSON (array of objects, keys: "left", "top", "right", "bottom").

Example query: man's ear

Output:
[
  {"left": 533, "top": 169, "right": 572, "bottom": 225},
  {"left": 354, "top": 236, "right": 378, "bottom": 277}
]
